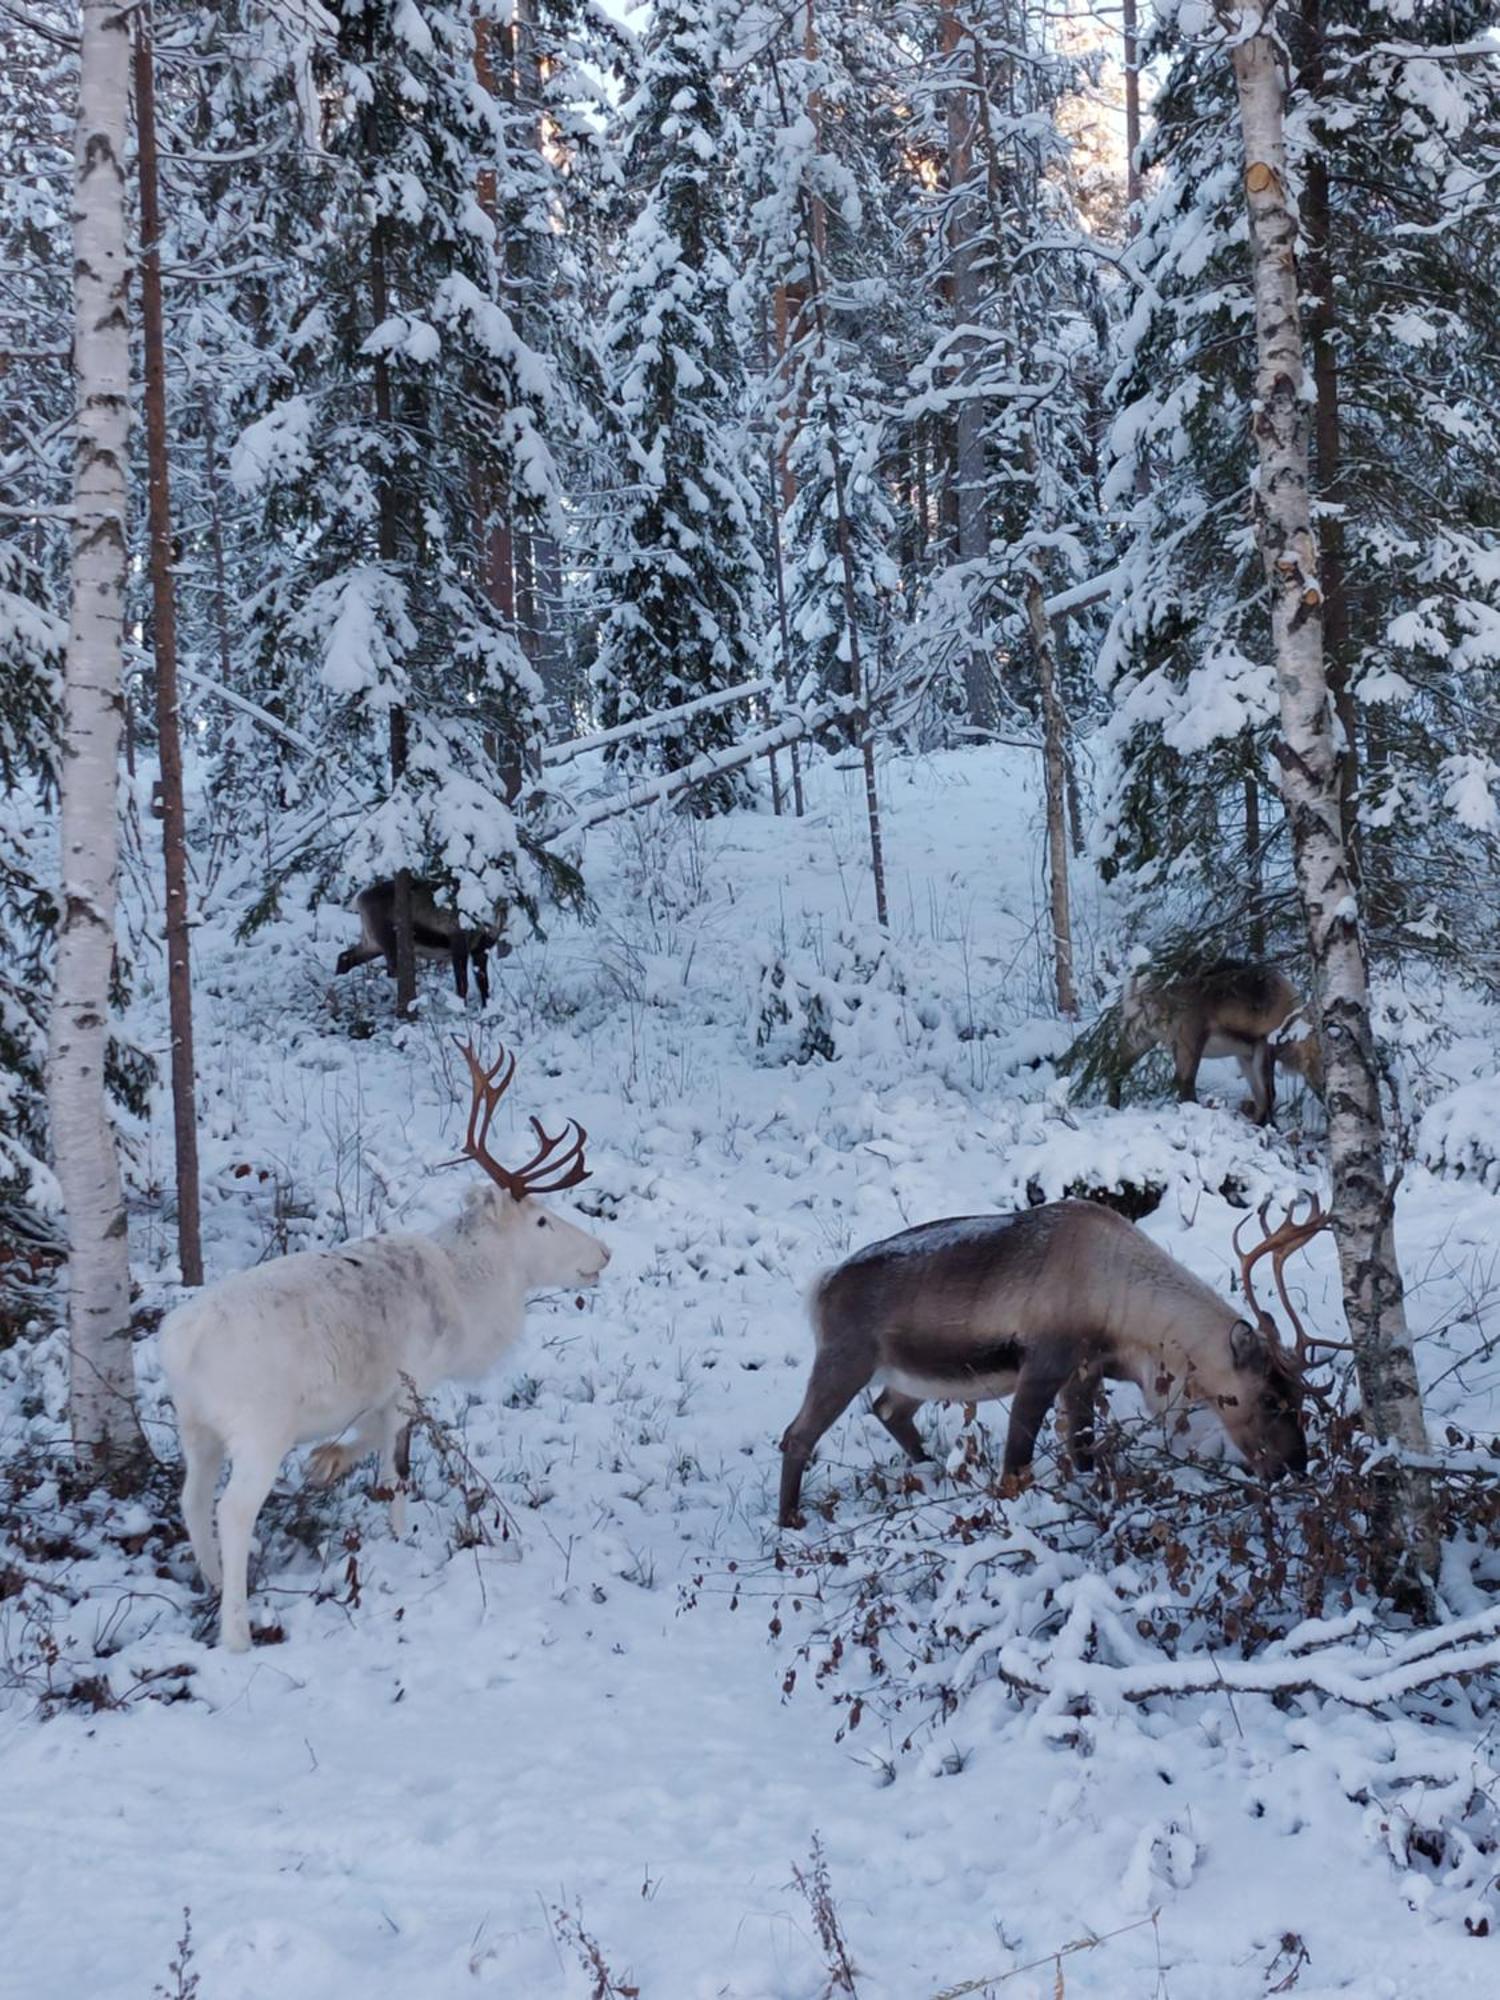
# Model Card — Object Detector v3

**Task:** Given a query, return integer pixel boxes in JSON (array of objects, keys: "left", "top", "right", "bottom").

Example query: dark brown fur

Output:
[
  {"left": 1109, "top": 959, "right": 1322, "bottom": 1126},
  {"left": 777, "top": 1201, "right": 1305, "bottom": 1528},
  {"left": 335, "top": 879, "right": 511, "bottom": 1004}
]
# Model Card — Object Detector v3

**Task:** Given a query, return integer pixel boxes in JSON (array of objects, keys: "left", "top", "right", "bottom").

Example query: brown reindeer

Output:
[
  {"left": 1109, "top": 959, "right": 1322, "bottom": 1126},
  {"left": 335, "top": 879, "right": 511, "bottom": 1004},
  {"left": 777, "top": 1198, "right": 1323, "bottom": 1528}
]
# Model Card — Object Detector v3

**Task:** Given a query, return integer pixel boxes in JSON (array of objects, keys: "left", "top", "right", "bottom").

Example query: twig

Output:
[{"left": 933, "top": 1910, "right": 1160, "bottom": 1998}]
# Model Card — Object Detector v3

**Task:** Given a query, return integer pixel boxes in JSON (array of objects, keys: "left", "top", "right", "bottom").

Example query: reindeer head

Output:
[
  {"left": 454, "top": 1041, "right": 610, "bottom": 1290},
  {"left": 1226, "top": 1193, "right": 1336, "bottom": 1478}
]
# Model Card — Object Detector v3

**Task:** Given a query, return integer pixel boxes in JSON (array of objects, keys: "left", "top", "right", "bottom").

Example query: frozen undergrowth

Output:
[{"left": 5, "top": 746, "right": 1500, "bottom": 1998}]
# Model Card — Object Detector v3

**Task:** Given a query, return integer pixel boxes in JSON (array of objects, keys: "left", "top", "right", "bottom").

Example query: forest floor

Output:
[{"left": 4, "top": 744, "right": 1500, "bottom": 1999}]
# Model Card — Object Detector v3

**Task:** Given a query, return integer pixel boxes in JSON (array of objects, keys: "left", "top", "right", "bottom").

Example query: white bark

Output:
[
  {"left": 1231, "top": 21, "right": 1434, "bottom": 1590},
  {"left": 50, "top": 0, "right": 140, "bottom": 1465},
  {"left": 1025, "top": 574, "right": 1077, "bottom": 1018}
]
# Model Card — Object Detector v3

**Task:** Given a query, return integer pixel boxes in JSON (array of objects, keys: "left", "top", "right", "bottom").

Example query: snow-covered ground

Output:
[{"left": 4, "top": 745, "right": 1500, "bottom": 1998}]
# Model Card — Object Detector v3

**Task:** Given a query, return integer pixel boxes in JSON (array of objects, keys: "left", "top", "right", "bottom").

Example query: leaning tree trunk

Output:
[
  {"left": 135, "top": 9, "right": 204, "bottom": 1288},
  {"left": 1231, "top": 21, "right": 1436, "bottom": 1602},
  {"left": 51, "top": 0, "right": 143, "bottom": 1468}
]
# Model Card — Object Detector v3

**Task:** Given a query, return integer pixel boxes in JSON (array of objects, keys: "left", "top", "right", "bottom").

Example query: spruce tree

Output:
[
  {"left": 230, "top": 0, "right": 573, "bottom": 944},
  {"left": 589, "top": 0, "right": 767, "bottom": 814}
]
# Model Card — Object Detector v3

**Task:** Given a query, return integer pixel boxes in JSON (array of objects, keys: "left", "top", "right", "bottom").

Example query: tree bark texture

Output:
[
  {"left": 941, "top": 3, "right": 996, "bottom": 733},
  {"left": 52, "top": 0, "right": 143, "bottom": 1466},
  {"left": 1025, "top": 576, "right": 1078, "bottom": 1016},
  {"left": 368, "top": 206, "right": 416, "bottom": 1016},
  {"left": 1123, "top": 0, "right": 1144, "bottom": 231},
  {"left": 134, "top": 10, "right": 203, "bottom": 1287},
  {"left": 1299, "top": 0, "right": 1360, "bottom": 878},
  {"left": 1231, "top": 23, "right": 1435, "bottom": 1597}
]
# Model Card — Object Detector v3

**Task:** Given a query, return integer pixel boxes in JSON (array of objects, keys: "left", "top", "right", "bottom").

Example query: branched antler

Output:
[
  {"left": 1234, "top": 1192, "right": 1343, "bottom": 1368},
  {"left": 454, "top": 1041, "right": 590, "bottom": 1198}
]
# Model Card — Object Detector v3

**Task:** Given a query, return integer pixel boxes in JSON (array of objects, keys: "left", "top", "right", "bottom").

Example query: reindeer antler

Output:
[
  {"left": 1234, "top": 1192, "right": 1337, "bottom": 1367},
  {"left": 454, "top": 1040, "right": 590, "bottom": 1199}
]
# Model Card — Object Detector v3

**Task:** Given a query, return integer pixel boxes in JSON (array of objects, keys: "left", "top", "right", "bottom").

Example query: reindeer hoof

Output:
[{"left": 306, "top": 1442, "right": 357, "bottom": 1487}]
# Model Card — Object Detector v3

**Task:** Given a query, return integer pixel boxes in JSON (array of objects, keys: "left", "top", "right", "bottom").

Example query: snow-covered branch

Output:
[
  {"left": 542, "top": 678, "right": 775, "bottom": 769},
  {"left": 547, "top": 709, "right": 824, "bottom": 843}
]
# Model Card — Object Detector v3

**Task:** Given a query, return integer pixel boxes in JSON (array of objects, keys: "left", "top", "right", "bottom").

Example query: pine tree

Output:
[{"left": 589, "top": 0, "right": 767, "bottom": 814}]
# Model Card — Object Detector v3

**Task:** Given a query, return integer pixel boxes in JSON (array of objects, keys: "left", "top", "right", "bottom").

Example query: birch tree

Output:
[
  {"left": 50, "top": 0, "right": 141, "bottom": 1465},
  {"left": 1224, "top": 1, "right": 1435, "bottom": 1596}
]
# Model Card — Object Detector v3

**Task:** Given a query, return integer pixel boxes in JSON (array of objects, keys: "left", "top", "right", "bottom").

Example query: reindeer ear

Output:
[{"left": 1231, "top": 1319, "right": 1268, "bottom": 1373}]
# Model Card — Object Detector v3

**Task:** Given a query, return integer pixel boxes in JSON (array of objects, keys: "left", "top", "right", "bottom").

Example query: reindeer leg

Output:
[
  {"left": 1001, "top": 1351, "right": 1074, "bottom": 1491},
  {"left": 1251, "top": 1039, "right": 1275, "bottom": 1125},
  {"left": 871, "top": 1387, "right": 930, "bottom": 1467},
  {"left": 306, "top": 1409, "right": 386, "bottom": 1487},
  {"left": 377, "top": 1403, "right": 414, "bottom": 1539},
  {"left": 1060, "top": 1359, "right": 1104, "bottom": 1475},
  {"left": 472, "top": 943, "right": 490, "bottom": 1007},
  {"left": 778, "top": 1346, "right": 877, "bottom": 1528},
  {"left": 1174, "top": 1024, "right": 1207, "bottom": 1104}
]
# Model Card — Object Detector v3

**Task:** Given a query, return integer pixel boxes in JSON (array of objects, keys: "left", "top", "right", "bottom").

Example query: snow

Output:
[{"left": 5, "top": 745, "right": 1500, "bottom": 1996}]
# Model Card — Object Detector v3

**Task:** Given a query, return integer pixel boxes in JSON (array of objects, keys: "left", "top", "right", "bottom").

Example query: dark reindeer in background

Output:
[
  {"left": 335, "top": 879, "right": 511, "bottom": 1004},
  {"left": 1109, "top": 959, "right": 1323, "bottom": 1125},
  {"left": 778, "top": 1196, "right": 1332, "bottom": 1528}
]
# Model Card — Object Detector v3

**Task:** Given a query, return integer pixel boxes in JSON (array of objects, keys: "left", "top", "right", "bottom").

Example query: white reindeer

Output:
[{"left": 160, "top": 1044, "right": 609, "bottom": 1651}]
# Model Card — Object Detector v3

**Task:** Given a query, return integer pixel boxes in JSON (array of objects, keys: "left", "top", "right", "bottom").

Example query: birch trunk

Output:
[
  {"left": 1231, "top": 23, "right": 1436, "bottom": 1600},
  {"left": 52, "top": 0, "right": 142, "bottom": 1467},
  {"left": 1025, "top": 577, "right": 1077, "bottom": 1017},
  {"left": 135, "top": 11, "right": 203, "bottom": 1288},
  {"left": 1300, "top": 0, "right": 1360, "bottom": 878}
]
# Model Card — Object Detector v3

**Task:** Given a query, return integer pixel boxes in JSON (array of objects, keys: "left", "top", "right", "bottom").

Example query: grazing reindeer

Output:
[
  {"left": 1109, "top": 959, "right": 1322, "bottom": 1125},
  {"left": 777, "top": 1198, "right": 1317, "bottom": 1528},
  {"left": 160, "top": 1043, "right": 608, "bottom": 1650},
  {"left": 335, "top": 879, "right": 511, "bottom": 1004}
]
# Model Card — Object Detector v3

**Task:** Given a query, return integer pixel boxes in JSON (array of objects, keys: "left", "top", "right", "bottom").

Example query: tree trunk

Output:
[
  {"left": 1244, "top": 761, "right": 1266, "bottom": 958},
  {"left": 1231, "top": 24, "right": 1436, "bottom": 1604},
  {"left": 941, "top": 3, "right": 995, "bottom": 733},
  {"left": 1300, "top": 0, "right": 1361, "bottom": 881},
  {"left": 824, "top": 393, "right": 889, "bottom": 930},
  {"left": 134, "top": 10, "right": 203, "bottom": 1288},
  {"left": 369, "top": 209, "right": 416, "bottom": 1016},
  {"left": 52, "top": 0, "right": 143, "bottom": 1468},
  {"left": 1123, "top": 0, "right": 1144, "bottom": 233},
  {"left": 1026, "top": 577, "right": 1077, "bottom": 1016},
  {"left": 769, "top": 290, "right": 806, "bottom": 817}
]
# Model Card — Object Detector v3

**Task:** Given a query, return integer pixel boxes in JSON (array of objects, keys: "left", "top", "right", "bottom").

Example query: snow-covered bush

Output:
[
  {"left": 1418, "top": 1082, "right": 1500, "bottom": 1194},
  {"left": 763, "top": 1418, "right": 1500, "bottom": 1934}
]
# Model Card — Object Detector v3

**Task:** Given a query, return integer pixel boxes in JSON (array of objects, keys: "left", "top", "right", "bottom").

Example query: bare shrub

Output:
[{"left": 791, "top": 1834, "right": 860, "bottom": 1998}]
